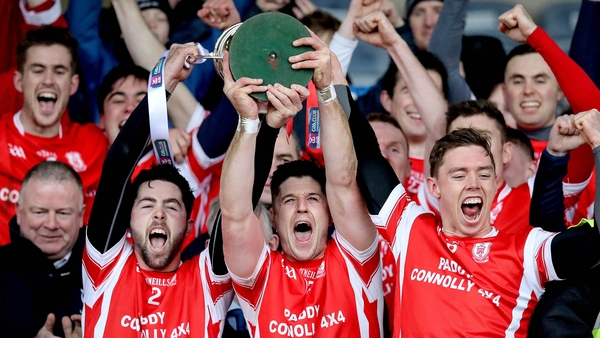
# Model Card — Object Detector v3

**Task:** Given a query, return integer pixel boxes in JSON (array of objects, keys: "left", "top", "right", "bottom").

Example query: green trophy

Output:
[{"left": 212, "top": 12, "right": 315, "bottom": 101}]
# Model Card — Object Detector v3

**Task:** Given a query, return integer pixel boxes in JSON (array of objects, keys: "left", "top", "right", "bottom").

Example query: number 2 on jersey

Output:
[{"left": 148, "top": 287, "right": 162, "bottom": 305}]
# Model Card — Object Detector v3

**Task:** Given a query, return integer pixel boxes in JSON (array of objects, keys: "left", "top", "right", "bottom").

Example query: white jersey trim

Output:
[
  {"left": 82, "top": 235, "right": 133, "bottom": 337},
  {"left": 14, "top": 110, "right": 62, "bottom": 138},
  {"left": 333, "top": 229, "right": 379, "bottom": 263},
  {"left": 505, "top": 228, "right": 556, "bottom": 336},
  {"left": 229, "top": 243, "right": 269, "bottom": 289},
  {"left": 199, "top": 250, "right": 232, "bottom": 334},
  {"left": 186, "top": 104, "right": 207, "bottom": 133},
  {"left": 19, "top": 0, "right": 62, "bottom": 26},
  {"left": 191, "top": 130, "right": 225, "bottom": 169},
  {"left": 563, "top": 172, "right": 592, "bottom": 196},
  {"left": 335, "top": 231, "right": 383, "bottom": 337}
]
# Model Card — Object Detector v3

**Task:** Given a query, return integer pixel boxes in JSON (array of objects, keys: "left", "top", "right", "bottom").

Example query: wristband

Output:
[
  {"left": 237, "top": 116, "right": 260, "bottom": 134},
  {"left": 317, "top": 82, "right": 337, "bottom": 104}
]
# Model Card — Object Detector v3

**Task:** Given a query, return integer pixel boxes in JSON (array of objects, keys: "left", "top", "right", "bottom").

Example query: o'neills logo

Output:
[
  {"left": 145, "top": 274, "right": 177, "bottom": 286},
  {"left": 472, "top": 243, "right": 491, "bottom": 263}
]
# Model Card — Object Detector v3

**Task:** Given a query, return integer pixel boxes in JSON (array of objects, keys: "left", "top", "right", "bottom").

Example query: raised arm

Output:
[
  {"left": 333, "top": 0, "right": 382, "bottom": 75},
  {"left": 220, "top": 51, "right": 308, "bottom": 278},
  {"left": 428, "top": 0, "right": 473, "bottom": 104},
  {"left": 87, "top": 43, "right": 200, "bottom": 253},
  {"left": 355, "top": 10, "right": 447, "bottom": 180},
  {"left": 499, "top": 5, "right": 597, "bottom": 187},
  {"left": 530, "top": 115, "right": 584, "bottom": 231},
  {"left": 64, "top": 0, "right": 118, "bottom": 120},
  {"left": 550, "top": 110, "right": 600, "bottom": 279},
  {"left": 292, "top": 31, "right": 378, "bottom": 250},
  {"left": 111, "top": 0, "right": 198, "bottom": 129},
  {"left": 499, "top": 4, "right": 600, "bottom": 115}
]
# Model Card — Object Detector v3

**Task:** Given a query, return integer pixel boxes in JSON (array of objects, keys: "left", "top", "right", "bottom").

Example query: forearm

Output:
[
  {"left": 530, "top": 149, "right": 569, "bottom": 231},
  {"left": 112, "top": 0, "right": 195, "bottom": 129},
  {"left": 210, "top": 121, "right": 279, "bottom": 274},
  {"left": 329, "top": 33, "right": 358, "bottom": 77},
  {"left": 346, "top": 85, "right": 400, "bottom": 214},
  {"left": 527, "top": 28, "right": 600, "bottom": 114},
  {"left": 220, "top": 130, "right": 259, "bottom": 224},
  {"left": 197, "top": 95, "right": 239, "bottom": 159},
  {"left": 388, "top": 39, "right": 447, "bottom": 140},
  {"left": 320, "top": 98, "right": 357, "bottom": 188},
  {"left": 428, "top": 0, "right": 472, "bottom": 104},
  {"left": 388, "top": 38, "right": 446, "bottom": 179},
  {"left": 320, "top": 92, "right": 377, "bottom": 249},
  {"left": 87, "top": 96, "right": 153, "bottom": 252},
  {"left": 251, "top": 121, "right": 280, "bottom": 207}
]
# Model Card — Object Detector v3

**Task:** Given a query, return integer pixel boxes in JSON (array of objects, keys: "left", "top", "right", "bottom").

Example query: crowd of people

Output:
[{"left": 1, "top": 0, "right": 600, "bottom": 337}]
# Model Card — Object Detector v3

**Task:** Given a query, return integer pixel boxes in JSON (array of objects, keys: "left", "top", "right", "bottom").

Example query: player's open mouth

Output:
[
  {"left": 407, "top": 112, "right": 421, "bottom": 120},
  {"left": 149, "top": 228, "right": 168, "bottom": 252},
  {"left": 38, "top": 92, "right": 57, "bottom": 112},
  {"left": 461, "top": 197, "right": 482, "bottom": 222},
  {"left": 294, "top": 221, "right": 312, "bottom": 243}
]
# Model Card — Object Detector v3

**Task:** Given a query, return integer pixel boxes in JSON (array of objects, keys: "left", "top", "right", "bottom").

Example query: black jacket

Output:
[{"left": 0, "top": 217, "right": 84, "bottom": 337}]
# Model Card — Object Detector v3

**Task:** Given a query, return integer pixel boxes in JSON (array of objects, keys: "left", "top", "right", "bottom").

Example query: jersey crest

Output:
[{"left": 472, "top": 242, "right": 492, "bottom": 263}]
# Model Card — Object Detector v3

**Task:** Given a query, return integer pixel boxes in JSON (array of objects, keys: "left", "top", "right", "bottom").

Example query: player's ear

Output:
[
  {"left": 267, "top": 234, "right": 279, "bottom": 251},
  {"left": 526, "top": 160, "right": 538, "bottom": 181},
  {"left": 427, "top": 177, "right": 441, "bottom": 199},
  {"left": 186, "top": 219, "right": 193, "bottom": 237}
]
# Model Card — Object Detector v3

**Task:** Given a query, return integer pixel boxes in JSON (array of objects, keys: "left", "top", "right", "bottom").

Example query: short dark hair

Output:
[
  {"left": 381, "top": 50, "right": 449, "bottom": 99},
  {"left": 17, "top": 25, "right": 78, "bottom": 74},
  {"left": 22, "top": 161, "right": 83, "bottom": 192},
  {"left": 271, "top": 160, "right": 326, "bottom": 201},
  {"left": 505, "top": 44, "right": 537, "bottom": 71},
  {"left": 300, "top": 10, "right": 341, "bottom": 36},
  {"left": 446, "top": 99, "right": 508, "bottom": 143},
  {"left": 367, "top": 112, "right": 410, "bottom": 153},
  {"left": 97, "top": 65, "right": 149, "bottom": 113},
  {"left": 429, "top": 128, "right": 495, "bottom": 178},
  {"left": 367, "top": 112, "right": 402, "bottom": 130},
  {"left": 128, "top": 165, "right": 195, "bottom": 219},
  {"left": 506, "top": 127, "right": 534, "bottom": 161}
]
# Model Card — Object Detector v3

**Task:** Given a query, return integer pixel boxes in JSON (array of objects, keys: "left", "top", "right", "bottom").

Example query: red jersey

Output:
[
  {"left": 405, "top": 156, "right": 424, "bottom": 199},
  {"left": 373, "top": 185, "right": 558, "bottom": 337},
  {"left": 231, "top": 234, "right": 384, "bottom": 337},
  {"left": 379, "top": 235, "right": 397, "bottom": 332},
  {"left": 0, "top": 0, "right": 68, "bottom": 120},
  {"left": 0, "top": 112, "right": 106, "bottom": 244},
  {"left": 530, "top": 139, "right": 547, "bottom": 162},
  {"left": 82, "top": 235, "right": 233, "bottom": 337}
]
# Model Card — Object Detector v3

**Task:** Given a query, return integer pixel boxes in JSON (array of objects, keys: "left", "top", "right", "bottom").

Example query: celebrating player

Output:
[
  {"left": 81, "top": 43, "right": 233, "bottom": 337},
  {"left": 219, "top": 31, "right": 384, "bottom": 336}
]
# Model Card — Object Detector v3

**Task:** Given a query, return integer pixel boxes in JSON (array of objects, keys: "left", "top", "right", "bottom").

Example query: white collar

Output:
[
  {"left": 14, "top": 110, "right": 63, "bottom": 138},
  {"left": 53, "top": 251, "right": 71, "bottom": 269}
]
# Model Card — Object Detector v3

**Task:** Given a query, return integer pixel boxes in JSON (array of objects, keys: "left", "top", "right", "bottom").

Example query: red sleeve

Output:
[
  {"left": 527, "top": 28, "right": 598, "bottom": 184},
  {"left": 0, "top": 0, "right": 67, "bottom": 74},
  {"left": 527, "top": 27, "right": 600, "bottom": 114}
]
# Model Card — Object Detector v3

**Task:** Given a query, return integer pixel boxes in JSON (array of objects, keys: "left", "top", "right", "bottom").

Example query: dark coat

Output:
[{"left": 0, "top": 217, "right": 84, "bottom": 337}]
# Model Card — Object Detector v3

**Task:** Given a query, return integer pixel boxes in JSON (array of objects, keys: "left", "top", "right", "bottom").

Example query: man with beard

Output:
[{"left": 81, "top": 43, "right": 234, "bottom": 337}]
